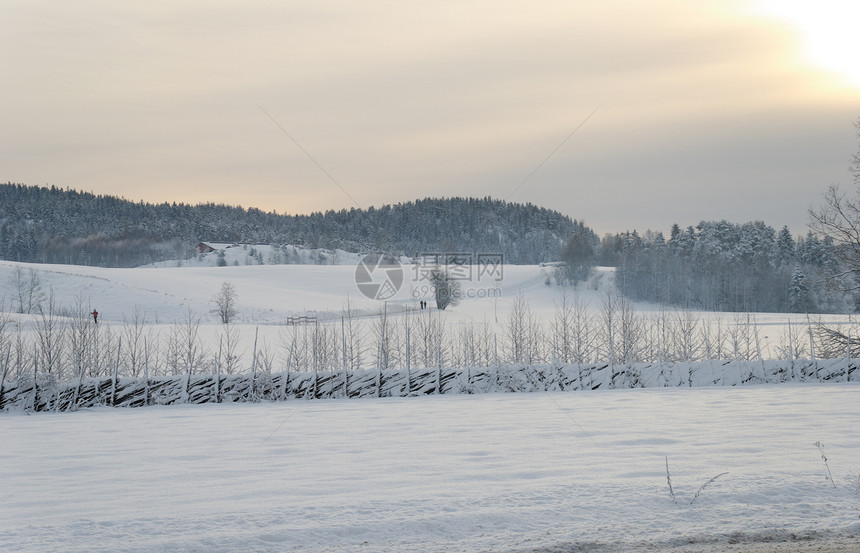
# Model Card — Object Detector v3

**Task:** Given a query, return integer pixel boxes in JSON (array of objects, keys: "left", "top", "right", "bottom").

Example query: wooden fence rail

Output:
[{"left": 0, "top": 358, "right": 855, "bottom": 413}]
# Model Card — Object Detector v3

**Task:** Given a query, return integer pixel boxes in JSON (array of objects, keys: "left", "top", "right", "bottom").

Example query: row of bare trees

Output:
[
  {"left": 515, "top": 290, "right": 821, "bottom": 365},
  {"left": 1, "top": 291, "right": 851, "bottom": 387}
]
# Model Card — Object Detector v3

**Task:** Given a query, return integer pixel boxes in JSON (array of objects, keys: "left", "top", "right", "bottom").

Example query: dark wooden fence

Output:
[{"left": 1, "top": 358, "right": 855, "bottom": 413}]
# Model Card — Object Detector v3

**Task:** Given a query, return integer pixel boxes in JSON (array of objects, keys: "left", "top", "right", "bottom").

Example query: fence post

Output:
[
  {"left": 376, "top": 348, "right": 382, "bottom": 398},
  {"left": 789, "top": 320, "right": 798, "bottom": 381},
  {"left": 376, "top": 303, "right": 386, "bottom": 398},
  {"left": 341, "top": 316, "right": 348, "bottom": 399},
  {"left": 284, "top": 352, "right": 292, "bottom": 400},
  {"left": 0, "top": 344, "right": 9, "bottom": 410},
  {"left": 494, "top": 332, "right": 499, "bottom": 391},
  {"left": 111, "top": 337, "right": 121, "bottom": 407},
  {"left": 405, "top": 323, "right": 411, "bottom": 396},
  {"left": 807, "top": 314, "right": 818, "bottom": 380},
  {"left": 31, "top": 343, "right": 38, "bottom": 412},
  {"left": 215, "top": 341, "right": 222, "bottom": 403},
  {"left": 251, "top": 326, "right": 259, "bottom": 401},
  {"left": 436, "top": 336, "right": 442, "bottom": 394},
  {"left": 143, "top": 337, "right": 150, "bottom": 407},
  {"left": 73, "top": 355, "right": 85, "bottom": 412},
  {"left": 311, "top": 323, "right": 318, "bottom": 399}
]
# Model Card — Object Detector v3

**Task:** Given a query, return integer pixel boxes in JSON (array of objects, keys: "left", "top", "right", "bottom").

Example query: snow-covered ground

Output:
[
  {"left": 1, "top": 260, "right": 859, "bottom": 550},
  {"left": 0, "top": 257, "right": 545, "bottom": 324},
  {"left": 1, "top": 385, "right": 858, "bottom": 552},
  {"left": 143, "top": 244, "right": 366, "bottom": 269},
  {"left": 0, "top": 259, "right": 850, "bottom": 362}
]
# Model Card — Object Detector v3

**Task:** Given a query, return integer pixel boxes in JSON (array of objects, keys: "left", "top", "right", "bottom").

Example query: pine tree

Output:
[
  {"left": 776, "top": 226, "right": 796, "bottom": 268},
  {"left": 788, "top": 268, "right": 811, "bottom": 313}
]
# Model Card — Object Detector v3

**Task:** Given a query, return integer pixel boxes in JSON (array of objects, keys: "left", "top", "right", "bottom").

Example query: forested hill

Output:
[{"left": 0, "top": 183, "right": 590, "bottom": 267}]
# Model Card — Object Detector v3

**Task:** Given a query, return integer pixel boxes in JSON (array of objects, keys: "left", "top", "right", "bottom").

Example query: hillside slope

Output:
[{"left": 0, "top": 184, "right": 593, "bottom": 267}]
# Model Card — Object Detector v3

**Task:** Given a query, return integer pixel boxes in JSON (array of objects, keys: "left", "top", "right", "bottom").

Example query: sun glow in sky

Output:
[
  {"left": 1, "top": 1, "right": 858, "bottom": 235},
  {"left": 753, "top": 0, "right": 860, "bottom": 87}
]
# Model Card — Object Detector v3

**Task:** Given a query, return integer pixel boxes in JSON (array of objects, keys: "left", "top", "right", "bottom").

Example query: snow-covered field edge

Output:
[{"left": 2, "top": 357, "right": 856, "bottom": 413}]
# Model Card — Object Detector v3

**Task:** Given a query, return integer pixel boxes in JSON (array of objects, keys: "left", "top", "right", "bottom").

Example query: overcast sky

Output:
[{"left": 2, "top": 0, "right": 858, "bottom": 236}]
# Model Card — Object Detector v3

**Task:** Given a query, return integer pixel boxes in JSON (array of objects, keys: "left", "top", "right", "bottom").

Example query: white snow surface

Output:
[
  {"left": 1, "top": 258, "right": 848, "bottom": 331},
  {"left": 2, "top": 385, "right": 859, "bottom": 552},
  {"left": 2, "top": 259, "right": 859, "bottom": 550},
  {"left": 144, "top": 244, "right": 366, "bottom": 269}
]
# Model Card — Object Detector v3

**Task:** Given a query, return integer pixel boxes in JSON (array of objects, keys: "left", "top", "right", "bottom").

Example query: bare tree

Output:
[
  {"left": 67, "top": 292, "right": 93, "bottom": 381},
  {"left": 551, "top": 291, "right": 594, "bottom": 364},
  {"left": 648, "top": 308, "right": 672, "bottom": 362},
  {"left": 277, "top": 320, "right": 338, "bottom": 383},
  {"left": 701, "top": 315, "right": 728, "bottom": 361},
  {"left": 10, "top": 267, "right": 45, "bottom": 314},
  {"left": 217, "top": 322, "right": 245, "bottom": 375},
  {"left": 35, "top": 290, "right": 66, "bottom": 378},
  {"left": 853, "top": 117, "right": 860, "bottom": 185},
  {"left": 374, "top": 304, "right": 394, "bottom": 370},
  {"left": 812, "top": 322, "right": 860, "bottom": 359},
  {"left": 281, "top": 325, "right": 311, "bottom": 371},
  {"left": 142, "top": 329, "right": 163, "bottom": 377},
  {"left": 414, "top": 305, "right": 445, "bottom": 368},
  {"left": 505, "top": 294, "right": 542, "bottom": 364},
  {"left": 616, "top": 294, "right": 644, "bottom": 365},
  {"left": 552, "top": 289, "right": 575, "bottom": 363},
  {"left": 430, "top": 269, "right": 461, "bottom": 310},
  {"left": 254, "top": 339, "right": 277, "bottom": 398},
  {"left": 505, "top": 294, "right": 530, "bottom": 364},
  {"left": 175, "top": 308, "right": 205, "bottom": 376},
  {"left": 122, "top": 306, "right": 151, "bottom": 376},
  {"left": 165, "top": 324, "right": 182, "bottom": 375},
  {"left": 313, "top": 321, "right": 340, "bottom": 372},
  {"left": 728, "top": 313, "right": 756, "bottom": 361},
  {"left": 26, "top": 269, "right": 45, "bottom": 314},
  {"left": 10, "top": 321, "right": 32, "bottom": 380},
  {"left": 89, "top": 324, "right": 117, "bottom": 378},
  {"left": 775, "top": 320, "right": 809, "bottom": 361},
  {"left": 452, "top": 324, "right": 470, "bottom": 368},
  {"left": 599, "top": 289, "right": 643, "bottom": 382},
  {"left": 402, "top": 307, "right": 415, "bottom": 374},
  {"left": 599, "top": 290, "right": 619, "bottom": 365},
  {"left": 808, "top": 184, "right": 860, "bottom": 289},
  {"left": 10, "top": 267, "right": 27, "bottom": 314},
  {"left": 670, "top": 308, "right": 702, "bottom": 362},
  {"left": 342, "top": 299, "right": 366, "bottom": 372},
  {"left": 569, "top": 294, "right": 596, "bottom": 365},
  {"left": 213, "top": 281, "right": 239, "bottom": 324},
  {"left": 0, "top": 301, "right": 12, "bottom": 363},
  {"left": 465, "top": 319, "right": 494, "bottom": 369},
  {"left": 809, "top": 119, "right": 860, "bottom": 289}
]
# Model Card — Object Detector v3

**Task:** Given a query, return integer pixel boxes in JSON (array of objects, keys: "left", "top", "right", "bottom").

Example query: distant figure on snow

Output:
[{"left": 91, "top": 309, "right": 98, "bottom": 324}]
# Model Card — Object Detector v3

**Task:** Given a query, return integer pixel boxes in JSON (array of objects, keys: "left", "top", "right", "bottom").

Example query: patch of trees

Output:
[
  {"left": 559, "top": 222, "right": 600, "bottom": 284},
  {"left": 0, "top": 290, "right": 850, "bottom": 398},
  {"left": 604, "top": 117, "right": 860, "bottom": 315},
  {"left": 0, "top": 184, "right": 585, "bottom": 267},
  {"left": 600, "top": 221, "right": 845, "bottom": 313}
]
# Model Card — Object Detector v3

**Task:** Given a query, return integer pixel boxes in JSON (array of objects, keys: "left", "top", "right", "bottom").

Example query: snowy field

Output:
[
  {"left": 2, "top": 385, "right": 859, "bottom": 552},
  {"left": 2, "top": 255, "right": 845, "bottom": 328},
  {"left": 2, "top": 258, "right": 859, "bottom": 551},
  {"left": 0, "top": 259, "right": 852, "bottom": 367}
]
